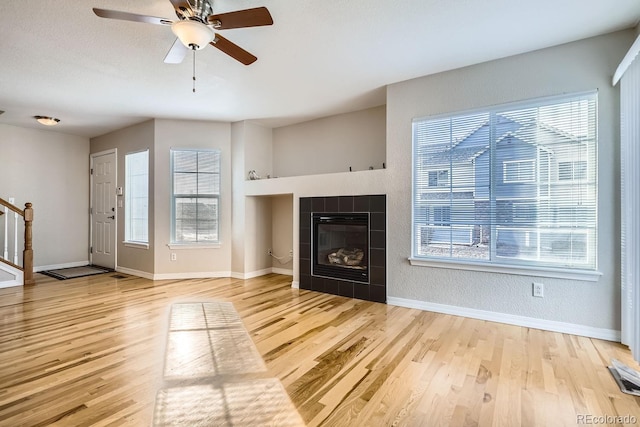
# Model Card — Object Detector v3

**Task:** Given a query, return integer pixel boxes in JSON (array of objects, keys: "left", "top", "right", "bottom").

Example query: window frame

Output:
[
  {"left": 432, "top": 206, "right": 451, "bottom": 226},
  {"left": 558, "top": 160, "right": 588, "bottom": 181},
  {"left": 503, "top": 159, "right": 536, "bottom": 183},
  {"left": 410, "top": 91, "right": 600, "bottom": 281},
  {"left": 428, "top": 169, "right": 450, "bottom": 187},
  {"left": 170, "top": 148, "right": 221, "bottom": 247}
]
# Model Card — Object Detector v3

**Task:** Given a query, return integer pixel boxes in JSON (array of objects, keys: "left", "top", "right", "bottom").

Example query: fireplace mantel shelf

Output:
[{"left": 244, "top": 168, "right": 388, "bottom": 198}]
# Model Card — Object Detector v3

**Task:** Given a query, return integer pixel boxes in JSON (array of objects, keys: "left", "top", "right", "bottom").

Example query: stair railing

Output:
[{"left": 0, "top": 198, "right": 34, "bottom": 285}]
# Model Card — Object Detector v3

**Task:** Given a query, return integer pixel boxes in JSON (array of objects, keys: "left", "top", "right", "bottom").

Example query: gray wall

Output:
[
  {"left": 91, "top": 120, "right": 155, "bottom": 273},
  {"left": 90, "top": 118, "right": 233, "bottom": 277},
  {"left": 386, "top": 30, "right": 634, "bottom": 331},
  {"left": 271, "top": 194, "right": 293, "bottom": 271},
  {"left": 154, "top": 119, "right": 232, "bottom": 275},
  {"left": 0, "top": 124, "right": 89, "bottom": 268},
  {"left": 273, "top": 105, "right": 386, "bottom": 176},
  {"left": 231, "top": 121, "right": 275, "bottom": 277}
]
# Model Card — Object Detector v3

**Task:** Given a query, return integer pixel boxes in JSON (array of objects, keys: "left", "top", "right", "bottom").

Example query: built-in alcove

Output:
[
  {"left": 269, "top": 194, "right": 294, "bottom": 273},
  {"left": 240, "top": 194, "right": 294, "bottom": 277},
  {"left": 299, "top": 195, "right": 386, "bottom": 303}
]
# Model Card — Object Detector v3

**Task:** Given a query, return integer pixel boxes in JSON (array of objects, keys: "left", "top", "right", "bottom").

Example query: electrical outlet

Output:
[
  {"left": 533, "top": 282, "right": 544, "bottom": 298},
  {"left": 267, "top": 249, "right": 272, "bottom": 256},
  {"left": 289, "top": 249, "right": 293, "bottom": 257},
  {"left": 170, "top": 253, "right": 177, "bottom": 261}
]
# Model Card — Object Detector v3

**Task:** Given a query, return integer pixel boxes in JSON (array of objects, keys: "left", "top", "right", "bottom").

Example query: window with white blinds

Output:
[
  {"left": 412, "top": 92, "right": 597, "bottom": 270},
  {"left": 171, "top": 149, "right": 220, "bottom": 244},
  {"left": 125, "top": 150, "right": 149, "bottom": 244}
]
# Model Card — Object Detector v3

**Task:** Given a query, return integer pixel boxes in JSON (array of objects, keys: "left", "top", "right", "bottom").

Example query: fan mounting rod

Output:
[{"left": 173, "top": 0, "right": 214, "bottom": 23}]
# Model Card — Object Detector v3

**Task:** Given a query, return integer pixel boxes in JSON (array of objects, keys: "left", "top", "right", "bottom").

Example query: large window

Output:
[
  {"left": 171, "top": 149, "right": 220, "bottom": 244},
  {"left": 125, "top": 150, "right": 149, "bottom": 244},
  {"left": 412, "top": 92, "right": 597, "bottom": 270}
]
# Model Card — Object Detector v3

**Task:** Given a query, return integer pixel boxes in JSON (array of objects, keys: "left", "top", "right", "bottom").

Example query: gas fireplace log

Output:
[{"left": 327, "top": 248, "right": 364, "bottom": 266}]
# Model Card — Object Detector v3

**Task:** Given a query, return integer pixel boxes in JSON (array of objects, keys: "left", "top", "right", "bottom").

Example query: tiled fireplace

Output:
[{"left": 299, "top": 195, "right": 386, "bottom": 303}]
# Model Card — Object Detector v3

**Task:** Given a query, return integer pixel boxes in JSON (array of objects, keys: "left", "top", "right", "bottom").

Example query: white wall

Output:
[
  {"left": 91, "top": 120, "right": 155, "bottom": 274},
  {"left": 272, "top": 106, "right": 386, "bottom": 177},
  {"left": 386, "top": 30, "right": 634, "bottom": 333},
  {"left": 0, "top": 124, "right": 89, "bottom": 269}
]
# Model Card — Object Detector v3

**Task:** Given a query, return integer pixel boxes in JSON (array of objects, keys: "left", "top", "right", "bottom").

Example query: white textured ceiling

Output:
[{"left": 0, "top": 0, "right": 638, "bottom": 138}]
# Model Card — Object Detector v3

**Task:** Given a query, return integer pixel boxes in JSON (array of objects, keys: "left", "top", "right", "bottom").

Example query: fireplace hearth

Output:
[{"left": 300, "top": 195, "right": 386, "bottom": 303}]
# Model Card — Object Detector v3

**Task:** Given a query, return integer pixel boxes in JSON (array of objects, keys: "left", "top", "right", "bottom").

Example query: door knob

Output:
[{"left": 107, "top": 215, "right": 115, "bottom": 220}]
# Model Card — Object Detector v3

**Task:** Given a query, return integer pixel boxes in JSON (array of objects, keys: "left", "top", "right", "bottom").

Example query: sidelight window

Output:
[{"left": 125, "top": 149, "right": 149, "bottom": 244}]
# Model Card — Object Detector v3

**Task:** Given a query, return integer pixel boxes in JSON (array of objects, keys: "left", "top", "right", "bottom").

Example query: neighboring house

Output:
[{"left": 415, "top": 108, "right": 595, "bottom": 266}]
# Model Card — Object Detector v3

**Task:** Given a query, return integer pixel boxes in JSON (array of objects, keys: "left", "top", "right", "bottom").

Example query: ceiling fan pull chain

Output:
[{"left": 192, "top": 48, "right": 197, "bottom": 93}]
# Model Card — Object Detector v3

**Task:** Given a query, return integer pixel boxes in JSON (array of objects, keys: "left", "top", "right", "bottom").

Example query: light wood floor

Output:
[{"left": 0, "top": 272, "right": 638, "bottom": 426}]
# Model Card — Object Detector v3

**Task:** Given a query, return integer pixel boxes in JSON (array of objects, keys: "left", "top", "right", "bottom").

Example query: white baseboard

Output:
[
  {"left": 116, "top": 266, "right": 154, "bottom": 280},
  {"left": 152, "top": 271, "right": 233, "bottom": 280},
  {"left": 291, "top": 281, "right": 300, "bottom": 289},
  {"left": 0, "top": 261, "right": 23, "bottom": 288},
  {"left": 231, "top": 268, "right": 271, "bottom": 280},
  {"left": 272, "top": 268, "right": 293, "bottom": 276},
  {"left": 0, "top": 279, "right": 22, "bottom": 289},
  {"left": 245, "top": 268, "right": 274, "bottom": 279},
  {"left": 387, "top": 296, "right": 621, "bottom": 342},
  {"left": 231, "top": 268, "right": 293, "bottom": 280},
  {"left": 116, "top": 266, "right": 234, "bottom": 281},
  {"left": 35, "top": 260, "right": 89, "bottom": 272},
  {"left": 113, "top": 266, "right": 295, "bottom": 283}
]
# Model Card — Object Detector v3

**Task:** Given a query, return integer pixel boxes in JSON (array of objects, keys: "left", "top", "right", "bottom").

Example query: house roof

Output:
[
  {"left": 0, "top": 0, "right": 638, "bottom": 138},
  {"left": 422, "top": 112, "right": 587, "bottom": 165}
]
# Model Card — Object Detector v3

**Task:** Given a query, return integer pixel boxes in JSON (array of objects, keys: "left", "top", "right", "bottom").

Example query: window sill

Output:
[
  {"left": 123, "top": 241, "right": 149, "bottom": 249},
  {"left": 408, "top": 257, "right": 601, "bottom": 282},
  {"left": 168, "top": 243, "right": 222, "bottom": 250}
]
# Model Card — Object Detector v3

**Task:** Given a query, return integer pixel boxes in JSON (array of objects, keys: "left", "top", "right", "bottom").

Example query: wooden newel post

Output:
[{"left": 23, "top": 203, "right": 34, "bottom": 285}]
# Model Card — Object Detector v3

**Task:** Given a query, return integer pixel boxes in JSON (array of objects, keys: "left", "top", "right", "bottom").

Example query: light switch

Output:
[{"left": 118, "top": 200, "right": 123, "bottom": 208}]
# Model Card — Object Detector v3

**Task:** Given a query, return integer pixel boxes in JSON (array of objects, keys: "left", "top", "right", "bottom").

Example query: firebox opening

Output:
[{"left": 312, "top": 213, "right": 369, "bottom": 283}]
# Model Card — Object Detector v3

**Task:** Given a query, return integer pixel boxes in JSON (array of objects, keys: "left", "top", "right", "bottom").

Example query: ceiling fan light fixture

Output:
[
  {"left": 34, "top": 116, "right": 60, "bottom": 126},
  {"left": 171, "top": 20, "right": 213, "bottom": 50}
]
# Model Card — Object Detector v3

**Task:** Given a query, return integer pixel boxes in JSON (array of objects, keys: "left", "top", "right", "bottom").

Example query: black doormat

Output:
[{"left": 40, "top": 265, "right": 113, "bottom": 280}]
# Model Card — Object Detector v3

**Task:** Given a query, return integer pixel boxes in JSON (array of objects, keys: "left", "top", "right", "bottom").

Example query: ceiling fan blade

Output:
[
  {"left": 93, "top": 8, "right": 172, "bottom": 25},
  {"left": 207, "top": 7, "right": 273, "bottom": 30},
  {"left": 210, "top": 34, "right": 257, "bottom": 65},
  {"left": 168, "top": 0, "right": 194, "bottom": 20},
  {"left": 164, "top": 38, "right": 189, "bottom": 64}
]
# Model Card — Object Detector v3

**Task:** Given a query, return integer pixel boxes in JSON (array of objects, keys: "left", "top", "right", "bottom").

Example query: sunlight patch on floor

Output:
[{"left": 152, "top": 301, "right": 305, "bottom": 426}]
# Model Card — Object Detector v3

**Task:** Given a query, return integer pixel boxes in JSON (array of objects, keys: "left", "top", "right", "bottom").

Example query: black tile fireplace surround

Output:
[{"left": 299, "top": 195, "right": 386, "bottom": 303}]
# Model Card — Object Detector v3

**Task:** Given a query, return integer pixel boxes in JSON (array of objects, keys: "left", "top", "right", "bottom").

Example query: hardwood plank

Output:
[{"left": 0, "top": 272, "right": 639, "bottom": 426}]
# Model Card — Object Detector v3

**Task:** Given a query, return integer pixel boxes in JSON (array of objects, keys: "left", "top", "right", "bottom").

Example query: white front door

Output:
[{"left": 90, "top": 150, "right": 117, "bottom": 269}]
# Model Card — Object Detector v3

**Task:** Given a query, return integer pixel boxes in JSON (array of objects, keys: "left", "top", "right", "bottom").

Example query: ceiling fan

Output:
[{"left": 93, "top": 0, "right": 273, "bottom": 66}]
